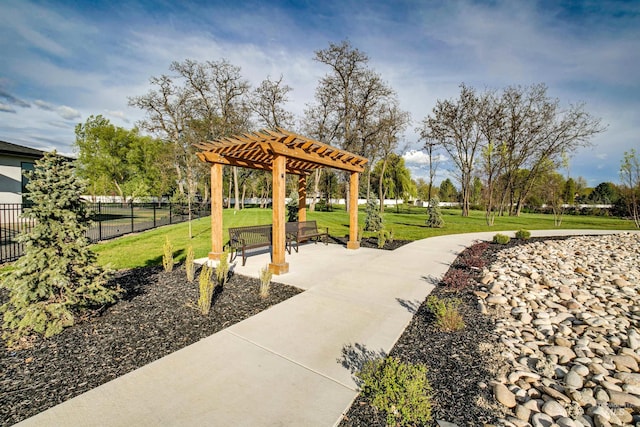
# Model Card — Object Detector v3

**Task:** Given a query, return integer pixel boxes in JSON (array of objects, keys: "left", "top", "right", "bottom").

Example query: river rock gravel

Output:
[
  {"left": 341, "top": 233, "right": 640, "bottom": 427},
  {"left": 477, "top": 233, "right": 640, "bottom": 426}
]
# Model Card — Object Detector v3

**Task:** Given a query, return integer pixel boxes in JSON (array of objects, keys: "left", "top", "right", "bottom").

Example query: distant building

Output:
[{"left": 0, "top": 140, "right": 45, "bottom": 204}]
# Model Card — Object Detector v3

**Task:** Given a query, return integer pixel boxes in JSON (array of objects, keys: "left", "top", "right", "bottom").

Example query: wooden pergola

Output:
[{"left": 195, "top": 128, "right": 368, "bottom": 275}]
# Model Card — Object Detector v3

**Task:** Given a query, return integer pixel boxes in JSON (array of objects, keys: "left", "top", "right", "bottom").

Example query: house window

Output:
[{"left": 21, "top": 162, "right": 35, "bottom": 204}]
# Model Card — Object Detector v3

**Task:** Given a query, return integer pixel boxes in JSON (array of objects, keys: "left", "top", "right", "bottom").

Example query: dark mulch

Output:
[
  {"left": 0, "top": 266, "right": 302, "bottom": 426},
  {"left": 339, "top": 237, "right": 565, "bottom": 427}
]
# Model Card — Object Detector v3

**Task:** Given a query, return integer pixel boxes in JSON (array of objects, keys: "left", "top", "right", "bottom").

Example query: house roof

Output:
[
  {"left": 195, "top": 128, "right": 368, "bottom": 174},
  {"left": 0, "top": 140, "right": 46, "bottom": 159}
]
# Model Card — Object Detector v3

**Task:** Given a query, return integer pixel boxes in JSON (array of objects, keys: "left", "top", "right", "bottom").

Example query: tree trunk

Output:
[
  {"left": 241, "top": 182, "right": 247, "bottom": 210},
  {"left": 233, "top": 166, "right": 240, "bottom": 211},
  {"left": 378, "top": 158, "right": 388, "bottom": 213},
  {"left": 309, "top": 169, "right": 320, "bottom": 212}
]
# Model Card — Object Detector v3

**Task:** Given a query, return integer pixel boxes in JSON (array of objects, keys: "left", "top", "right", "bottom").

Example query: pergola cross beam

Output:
[{"left": 196, "top": 128, "right": 367, "bottom": 275}]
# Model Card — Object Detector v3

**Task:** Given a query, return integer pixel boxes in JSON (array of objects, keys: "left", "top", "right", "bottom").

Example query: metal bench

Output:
[
  {"left": 227, "top": 224, "right": 272, "bottom": 266},
  {"left": 285, "top": 220, "right": 329, "bottom": 253}
]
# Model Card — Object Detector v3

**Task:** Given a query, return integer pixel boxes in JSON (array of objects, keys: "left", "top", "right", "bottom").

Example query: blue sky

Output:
[{"left": 0, "top": 0, "right": 638, "bottom": 187}]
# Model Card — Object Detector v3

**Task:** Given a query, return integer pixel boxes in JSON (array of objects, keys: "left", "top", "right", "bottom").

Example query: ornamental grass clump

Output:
[
  {"left": 377, "top": 228, "right": 393, "bottom": 249},
  {"left": 185, "top": 245, "right": 195, "bottom": 282},
  {"left": 492, "top": 233, "right": 510, "bottom": 245},
  {"left": 356, "top": 356, "right": 432, "bottom": 426},
  {"left": 215, "top": 250, "right": 230, "bottom": 287},
  {"left": 259, "top": 265, "right": 272, "bottom": 298},
  {"left": 0, "top": 152, "right": 119, "bottom": 347},
  {"left": 426, "top": 296, "right": 465, "bottom": 332},
  {"left": 197, "top": 264, "right": 215, "bottom": 315},
  {"left": 162, "top": 236, "right": 174, "bottom": 272}
]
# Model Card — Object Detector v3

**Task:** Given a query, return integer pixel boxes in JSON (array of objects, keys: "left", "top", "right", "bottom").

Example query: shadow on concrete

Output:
[
  {"left": 337, "top": 343, "right": 387, "bottom": 386},
  {"left": 396, "top": 298, "right": 421, "bottom": 314}
]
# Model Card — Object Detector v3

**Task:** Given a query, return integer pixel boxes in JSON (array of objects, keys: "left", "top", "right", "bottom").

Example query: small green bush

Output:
[
  {"left": 197, "top": 264, "right": 215, "bottom": 315},
  {"left": 426, "top": 197, "right": 445, "bottom": 228},
  {"left": 377, "top": 228, "right": 392, "bottom": 249},
  {"left": 259, "top": 265, "right": 272, "bottom": 298},
  {"left": 162, "top": 236, "right": 174, "bottom": 272},
  {"left": 357, "top": 356, "right": 432, "bottom": 426},
  {"left": 515, "top": 229, "right": 531, "bottom": 240},
  {"left": 215, "top": 249, "right": 230, "bottom": 287},
  {"left": 492, "top": 233, "right": 510, "bottom": 245},
  {"left": 426, "top": 296, "right": 465, "bottom": 332},
  {"left": 185, "top": 246, "right": 195, "bottom": 282},
  {"left": 364, "top": 199, "right": 383, "bottom": 232}
]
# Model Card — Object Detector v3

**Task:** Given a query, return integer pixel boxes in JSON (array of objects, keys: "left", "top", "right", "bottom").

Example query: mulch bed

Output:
[
  {"left": 329, "top": 235, "right": 412, "bottom": 251},
  {"left": 1, "top": 236, "right": 566, "bottom": 427},
  {"left": 0, "top": 266, "right": 302, "bottom": 426},
  {"left": 339, "top": 237, "right": 567, "bottom": 426}
]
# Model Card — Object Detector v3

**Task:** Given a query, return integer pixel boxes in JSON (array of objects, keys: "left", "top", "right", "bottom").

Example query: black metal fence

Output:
[{"left": 0, "top": 202, "right": 211, "bottom": 264}]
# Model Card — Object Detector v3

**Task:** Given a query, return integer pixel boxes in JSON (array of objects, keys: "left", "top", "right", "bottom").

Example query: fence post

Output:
[
  {"left": 130, "top": 202, "right": 134, "bottom": 233},
  {"left": 98, "top": 202, "right": 102, "bottom": 241}
]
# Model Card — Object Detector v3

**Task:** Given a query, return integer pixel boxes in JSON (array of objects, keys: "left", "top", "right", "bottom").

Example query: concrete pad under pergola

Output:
[{"left": 195, "top": 128, "right": 368, "bottom": 275}]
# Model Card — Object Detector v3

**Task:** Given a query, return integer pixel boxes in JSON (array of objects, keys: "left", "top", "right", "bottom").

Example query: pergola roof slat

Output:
[{"left": 195, "top": 128, "right": 367, "bottom": 174}]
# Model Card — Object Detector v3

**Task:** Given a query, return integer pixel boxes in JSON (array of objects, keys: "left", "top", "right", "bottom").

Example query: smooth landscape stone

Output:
[
  {"left": 606, "top": 389, "right": 640, "bottom": 407},
  {"left": 541, "top": 345, "right": 576, "bottom": 362},
  {"left": 628, "top": 329, "right": 640, "bottom": 350},
  {"left": 531, "top": 412, "right": 555, "bottom": 427},
  {"left": 565, "top": 370, "right": 584, "bottom": 389},
  {"left": 541, "top": 399, "right": 567, "bottom": 418},
  {"left": 615, "top": 372, "right": 640, "bottom": 385},
  {"left": 514, "top": 404, "right": 531, "bottom": 422},
  {"left": 556, "top": 417, "right": 578, "bottom": 427},
  {"left": 494, "top": 382, "right": 517, "bottom": 408}
]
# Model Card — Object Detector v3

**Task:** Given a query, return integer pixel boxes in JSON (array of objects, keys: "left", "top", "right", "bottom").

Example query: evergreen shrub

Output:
[
  {"left": 515, "top": 229, "right": 531, "bottom": 240},
  {"left": 1, "top": 152, "right": 119, "bottom": 346},
  {"left": 364, "top": 199, "right": 383, "bottom": 232},
  {"left": 425, "top": 197, "right": 444, "bottom": 228},
  {"left": 493, "top": 233, "right": 511, "bottom": 245}
]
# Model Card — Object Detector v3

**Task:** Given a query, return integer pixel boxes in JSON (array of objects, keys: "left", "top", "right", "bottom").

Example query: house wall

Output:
[{"left": 0, "top": 154, "right": 35, "bottom": 205}]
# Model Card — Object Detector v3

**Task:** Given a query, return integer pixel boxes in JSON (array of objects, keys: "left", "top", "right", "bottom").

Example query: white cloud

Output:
[
  {"left": 0, "top": 103, "right": 16, "bottom": 113},
  {"left": 34, "top": 100, "right": 81, "bottom": 120}
]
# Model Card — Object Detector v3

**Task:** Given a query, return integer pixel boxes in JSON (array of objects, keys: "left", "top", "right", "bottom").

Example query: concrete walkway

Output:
[{"left": 17, "top": 230, "right": 636, "bottom": 427}]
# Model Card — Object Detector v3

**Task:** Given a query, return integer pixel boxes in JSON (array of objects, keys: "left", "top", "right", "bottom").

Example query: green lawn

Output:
[{"left": 90, "top": 206, "right": 637, "bottom": 270}]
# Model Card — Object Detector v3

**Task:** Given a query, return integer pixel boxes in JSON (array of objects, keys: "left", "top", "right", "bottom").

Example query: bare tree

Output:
[
  {"left": 307, "top": 40, "right": 409, "bottom": 211},
  {"left": 497, "top": 84, "right": 605, "bottom": 216},
  {"left": 250, "top": 75, "right": 294, "bottom": 129},
  {"left": 423, "top": 84, "right": 483, "bottom": 216},
  {"left": 129, "top": 59, "right": 251, "bottom": 214},
  {"left": 417, "top": 123, "right": 443, "bottom": 201},
  {"left": 620, "top": 149, "right": 640, "bottom": 227}
]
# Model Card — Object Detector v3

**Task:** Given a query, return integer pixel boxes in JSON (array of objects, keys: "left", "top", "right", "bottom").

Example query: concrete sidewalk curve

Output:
[{"left": 16, "top": 229, "right": 637, "bottom": 426}]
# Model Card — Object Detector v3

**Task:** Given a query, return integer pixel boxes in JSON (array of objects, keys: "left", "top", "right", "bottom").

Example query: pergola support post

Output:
[
  {"left": 208, "top": 163, "right": 224, "bottom": 260},
  {"left": 298, "top": 175, "right": 307, "bottom": 222},
  {"left": 270, "top": 154, "right": 289, "bottom": 274},
  {"left": 347, "top": 171, "right": 360, "bottom": 249}
]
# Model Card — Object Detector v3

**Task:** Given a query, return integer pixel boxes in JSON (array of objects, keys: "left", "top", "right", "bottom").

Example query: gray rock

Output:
[
  {"left": 514, "top": 404, "right": 532, "bottom": 422},
  {"left": 542, "top": 399, "right": 568, "bottom": 418},
  {"left": 531, "top": 412, "right": 555, "bottom": 427},
  {"left": 607, "top": 389, "right": 640, "bottom": 407},
  {"left": 565, "top": 370, "right": 584, "bottom": 389}
]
